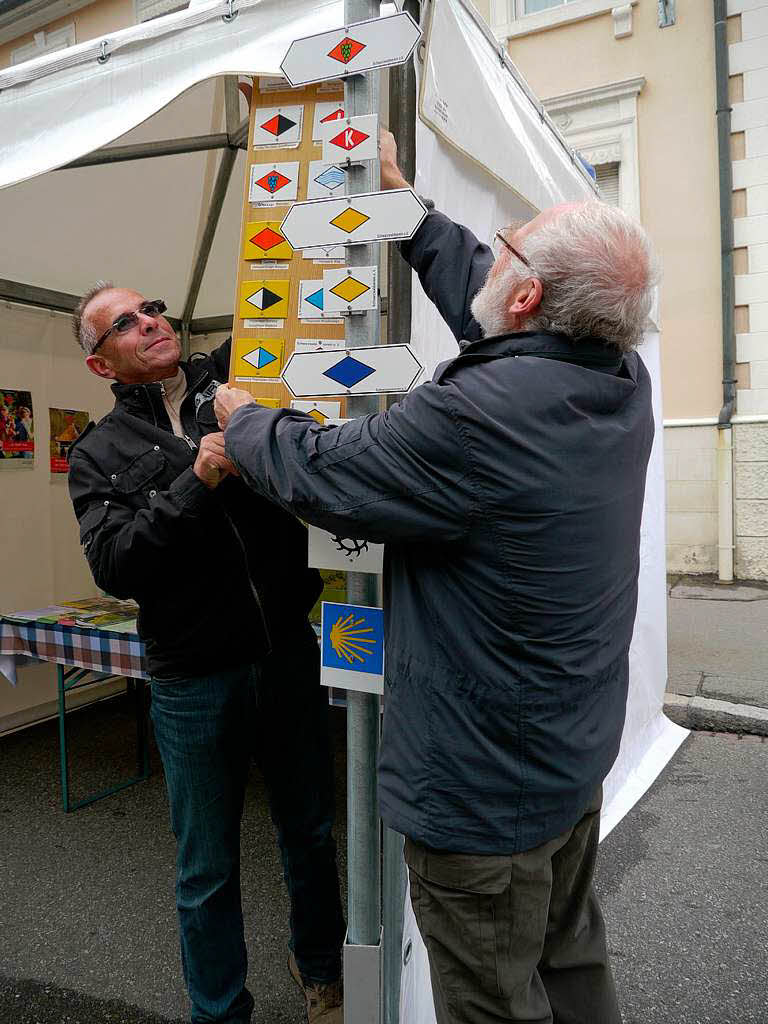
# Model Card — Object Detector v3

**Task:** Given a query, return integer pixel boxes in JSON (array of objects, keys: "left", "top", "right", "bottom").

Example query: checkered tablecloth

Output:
[{"left": 0, "top": 619, "right": 147, "bottom": 685}]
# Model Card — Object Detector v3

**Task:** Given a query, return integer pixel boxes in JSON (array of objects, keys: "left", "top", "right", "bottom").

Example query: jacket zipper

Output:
[{"left": 220, "top": 506, "right": 273, "bottom": 657}]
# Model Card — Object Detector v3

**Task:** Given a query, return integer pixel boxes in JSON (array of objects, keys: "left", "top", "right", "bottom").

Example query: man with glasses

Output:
[
  {"left": 213, "top": 131, "right": 659, "bottom": 1023},
  {"left": 67, "top": 285, "right": 345, "bottom": 1024}
]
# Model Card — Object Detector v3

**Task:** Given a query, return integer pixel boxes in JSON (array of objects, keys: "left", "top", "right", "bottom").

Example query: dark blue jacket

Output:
[{"left": 225, "top": 210, "right": 654, "bottom": 853}]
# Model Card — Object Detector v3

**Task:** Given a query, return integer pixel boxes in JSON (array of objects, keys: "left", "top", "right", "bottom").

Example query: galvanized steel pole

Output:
[
  {"left": 344, "top": 0, "right": 383, "bottom": 960},
  {"left": 381, "top": 4, "right": 419, "bottom": 1019}
]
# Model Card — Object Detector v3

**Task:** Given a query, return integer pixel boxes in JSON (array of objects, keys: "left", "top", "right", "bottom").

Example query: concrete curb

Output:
[{"left": 664, "top": 692, "right": 768, "bottom": 737}]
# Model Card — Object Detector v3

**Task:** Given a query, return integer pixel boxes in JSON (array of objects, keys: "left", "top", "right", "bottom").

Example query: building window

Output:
[
  {"left": 135, "top": 0, "right": 188, "bottom": 22},
  {"left": 595, "top": 162, "right": 620, "bottom": 207},
  {"left": 543, "top": 77, "right": 644, "bottom": 221},
  {"left": 522, "top": 0, "right": 572, "bottom": 13},
  {"left": 10, "top": 24, "right": 75, "bottom": 65}
]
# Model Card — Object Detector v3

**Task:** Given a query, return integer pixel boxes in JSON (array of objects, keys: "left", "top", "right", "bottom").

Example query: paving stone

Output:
[{"left": 700, "top": 673, "right": 768, "bottom": 708}]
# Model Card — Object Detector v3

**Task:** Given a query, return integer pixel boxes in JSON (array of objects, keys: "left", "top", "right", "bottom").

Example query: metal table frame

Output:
[{"left": 57, "top": 666, "right": 150, "bottom": 813}]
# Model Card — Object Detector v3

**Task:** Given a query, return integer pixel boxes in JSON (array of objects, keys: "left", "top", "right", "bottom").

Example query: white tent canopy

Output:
[{"left": 0, "top": 0, "right": 598, "bottom": 330}]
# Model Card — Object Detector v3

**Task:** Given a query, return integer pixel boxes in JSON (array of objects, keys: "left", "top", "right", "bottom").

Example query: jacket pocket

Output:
[
  {"left": 111, "top": 448, "right": 166, "bottom": 494},
  {"left": 78, "top": 503, "right": 109, "bottom": 551},
  {"left": 302, "top": 419, "right": 371, "bottom": 474}
]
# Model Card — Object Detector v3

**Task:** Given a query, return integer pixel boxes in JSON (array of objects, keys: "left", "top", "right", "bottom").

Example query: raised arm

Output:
[{"left": 380, "top": 129, "right": 493, "bottom": 343}]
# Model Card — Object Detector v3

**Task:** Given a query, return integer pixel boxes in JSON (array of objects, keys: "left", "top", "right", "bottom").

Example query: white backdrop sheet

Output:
[{"left": 400, "top": 5, "right": 686, "bottom": 1022}]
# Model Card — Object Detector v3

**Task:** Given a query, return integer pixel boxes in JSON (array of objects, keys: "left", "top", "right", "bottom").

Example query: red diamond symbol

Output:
[
  {"left": 329, "top": 127, "right": 370, "bottom": 152},
  {"left": 250, "top": 227, "right": 285, "bottom": 251},
  {"left": 320, "top": 106, "right": 345, "bottom": 124},
  {"left": 255, "top": 170, "right": 291, "bottom": 194},
  {"left": 328, "top": 36, "right": 366, "bottom": 65}
]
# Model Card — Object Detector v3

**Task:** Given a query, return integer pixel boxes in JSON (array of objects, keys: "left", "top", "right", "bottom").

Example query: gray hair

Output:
[
  {"left": 515, "top": 203, "right": 659, "bottom": 353},
  {"left": 72, "top": 280, "right": 114, "bottom": 356}
]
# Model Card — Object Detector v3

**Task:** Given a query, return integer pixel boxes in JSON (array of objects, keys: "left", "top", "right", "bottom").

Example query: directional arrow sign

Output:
[
  {"left": 321, "top": 114, "right": 378, "bottom": 164},
  {"left": 280, "top": 12, "right": 421, "bottom": 87},
  {"left": 281, "top": 344, "right": 423, "bottom": 398},
  {"left": 280, "top": 188, "right": 427, "bottom": 249}
]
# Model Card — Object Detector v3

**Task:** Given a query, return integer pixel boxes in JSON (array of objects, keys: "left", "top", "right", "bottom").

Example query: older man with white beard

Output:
[{"left": 214, "top": 131, "right": 658, "bottom": 1024}]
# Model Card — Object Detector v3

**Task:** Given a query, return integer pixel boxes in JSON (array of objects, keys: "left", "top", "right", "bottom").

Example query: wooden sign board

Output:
[{"left": 229, "top": 76, "right": 349, "bottom": 415}]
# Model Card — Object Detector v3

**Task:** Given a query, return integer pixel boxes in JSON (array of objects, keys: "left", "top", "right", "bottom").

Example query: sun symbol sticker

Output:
[{"left": 332, "top": 536, "right": 370, "bottom": 562}]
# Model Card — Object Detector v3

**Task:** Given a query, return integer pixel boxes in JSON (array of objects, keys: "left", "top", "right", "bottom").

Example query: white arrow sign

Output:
[
  {"left": 280, "top": 12, "right": 421, "bottom": 87},
  {"left": 320, "top": 114, "right": 379, "bottom": 164},
  {"left": 280, "top": 188, "right": 427, "bottom": 249},
  {"left": 281, "top": 344, "right": 423, "bottom": 397}
]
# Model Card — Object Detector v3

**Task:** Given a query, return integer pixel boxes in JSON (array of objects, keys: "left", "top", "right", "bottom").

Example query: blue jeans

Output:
[{"left": 150, "top": 628, "right": 345, "bottom": 1024}]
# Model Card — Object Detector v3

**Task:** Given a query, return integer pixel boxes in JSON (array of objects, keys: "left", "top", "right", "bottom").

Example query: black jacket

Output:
[
  {"left": 67, "top": 340, "right": 322, "bottom": 680},
  {"left": 223, "top": 209, "right": 654, "bottom": 854}
]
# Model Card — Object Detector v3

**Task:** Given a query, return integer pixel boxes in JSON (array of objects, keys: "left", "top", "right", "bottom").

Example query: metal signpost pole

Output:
[
  {"left": 343, "top": 0, "right": 383, "bottom": 1019},
  {"left": 382, "top": 6, "right": 419, "bottom": 1019}
]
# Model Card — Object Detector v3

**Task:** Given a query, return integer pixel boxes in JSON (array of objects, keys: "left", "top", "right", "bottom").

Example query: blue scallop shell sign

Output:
[{"left": 321, "top": 602, "right": 384, "bottom": 694}]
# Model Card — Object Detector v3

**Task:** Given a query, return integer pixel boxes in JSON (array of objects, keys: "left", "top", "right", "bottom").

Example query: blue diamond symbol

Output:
[
  {"left": 314, "top": 166, "right": 346, "bottom": 192},
  {"left": 306, "top": 288, "right": 324, "bottom": 311},
  {"left": 323, "top": 356, "right": 376, "bottom": 388}
]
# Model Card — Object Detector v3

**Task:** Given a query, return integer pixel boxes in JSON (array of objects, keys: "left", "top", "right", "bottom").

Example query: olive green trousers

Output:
[{"left": 404, "top": 789, "right": 621, "bottom": 1024}]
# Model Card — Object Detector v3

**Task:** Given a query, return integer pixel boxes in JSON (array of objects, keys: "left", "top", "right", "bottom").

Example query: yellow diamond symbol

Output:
[
  {"left": 308, "top": 409, "right": 327, "bottom": 424},
  {"left": 330, "top": 276, "right": 370, "bottom": 303},
  {"left": 329, "top": 207, "right": 370, "bottom": 234}
]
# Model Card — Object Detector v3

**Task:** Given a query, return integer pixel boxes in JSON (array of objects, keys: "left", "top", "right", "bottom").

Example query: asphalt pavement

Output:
[
  {"left": 665, "top": 576, "right": 768, "bottom": 736},
  {"left": 1, "top": 692, "right": 767, "bottom": 1024}
]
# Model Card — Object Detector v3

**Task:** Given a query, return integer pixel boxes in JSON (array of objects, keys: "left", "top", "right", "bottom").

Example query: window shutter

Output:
[{"left": 595, "top": 162, "right": 620, "bottom": 207}]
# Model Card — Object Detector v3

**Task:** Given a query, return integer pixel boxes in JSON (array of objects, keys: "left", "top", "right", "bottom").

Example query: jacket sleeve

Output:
[
  {"left": 224, "top": 383, "right": 473, "bottom": 544},
  {"left": 68, "top": 449, "right": 214, "bottom": 600},
  {"left": 398, "top": 209, "right": 494, "bottom": 343}
]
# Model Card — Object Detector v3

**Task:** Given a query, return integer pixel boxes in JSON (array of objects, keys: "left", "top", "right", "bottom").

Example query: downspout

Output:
[{"left": 714, "top": 0, "right": 735, "bottom": 583}]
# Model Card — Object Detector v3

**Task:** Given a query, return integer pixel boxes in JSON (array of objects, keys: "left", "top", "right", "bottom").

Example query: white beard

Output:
[{"left": 469, "top": 263, "right": 525, "bottom": 338}]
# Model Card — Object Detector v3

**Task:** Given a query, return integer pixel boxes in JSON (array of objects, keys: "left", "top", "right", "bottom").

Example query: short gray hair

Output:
[
  {"left": 517, "top": 203, "right": 659, "bottom": 353},
  {"left": 72, "top": 280, "right": 114, "bottom": 356}
]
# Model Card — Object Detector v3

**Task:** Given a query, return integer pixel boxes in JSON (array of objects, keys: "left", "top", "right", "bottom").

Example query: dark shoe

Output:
[{"left": 288, "top": 952, "right": 343, "bottom": 1024}]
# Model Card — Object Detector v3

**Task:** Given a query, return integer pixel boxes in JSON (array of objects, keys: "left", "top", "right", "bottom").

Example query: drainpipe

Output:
[{"left": 714, "top": 0, "right": 735, "bottom": 583}]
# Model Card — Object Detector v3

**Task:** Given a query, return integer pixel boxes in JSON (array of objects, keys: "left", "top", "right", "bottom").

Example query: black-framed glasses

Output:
[
  {"left": 92, "top": 299, "right": 167, "bottom": 352},
  {"left": 493, "top": 231, "right": 532, "bottom": 270}
]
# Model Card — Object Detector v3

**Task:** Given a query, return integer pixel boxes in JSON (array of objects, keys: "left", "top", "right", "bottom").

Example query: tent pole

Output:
[
  {"left": 180, "top": 145, "right": 238, "bottom": 339},
  {"left": 62, "top": 133, "right": 243, "bottom": 170}
]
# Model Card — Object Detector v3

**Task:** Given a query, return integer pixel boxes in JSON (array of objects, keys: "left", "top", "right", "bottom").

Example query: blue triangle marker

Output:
[
  {"left": 306, "top": 288, "right": 324, "bottom": 311},
  {"left": 256, "top": 347, "right": 277, "bottom": 369}
]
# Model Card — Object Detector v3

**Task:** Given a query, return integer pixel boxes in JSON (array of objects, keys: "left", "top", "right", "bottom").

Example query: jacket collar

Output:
[
  {"left": 110, "top": 359, "right": 209, "bottom": 413},
  {"left": 434, "top": 330, "right": 625, "bottom": 383}
]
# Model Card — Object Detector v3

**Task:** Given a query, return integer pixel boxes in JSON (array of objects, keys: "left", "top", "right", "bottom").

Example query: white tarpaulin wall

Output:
[{"left": 400, "top": 2, "right": 686, "bottom": 1021}]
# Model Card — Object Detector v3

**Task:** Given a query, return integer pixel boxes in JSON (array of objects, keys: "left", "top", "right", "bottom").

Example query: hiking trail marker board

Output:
[
  {"left": 320, "top": 114, "right": 379, "bottom": 164},
  {"left": 280, "top": 12, "right": 421, "bottom": 87},
  {"left": 280, "top": 188, "right": 428, "bottom": 249},
  {"left": 281, "top": 344, "right": 423, "bottom": 398},
  {"left": 309, "top": 525, "right": 384, "bottom": 575},
  {"left": 321, "top": 601, "right": 385, "bottom": 694}
]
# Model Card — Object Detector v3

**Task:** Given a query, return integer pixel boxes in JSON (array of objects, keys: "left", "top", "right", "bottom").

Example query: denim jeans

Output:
[{"left": 150, "top": 627, "right": 345, "bottom": 1024}]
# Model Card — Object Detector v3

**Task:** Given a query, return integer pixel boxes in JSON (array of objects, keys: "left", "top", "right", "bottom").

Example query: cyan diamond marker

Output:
[{"left": 323, "top": 356, "right": 376, "bottom": 389}]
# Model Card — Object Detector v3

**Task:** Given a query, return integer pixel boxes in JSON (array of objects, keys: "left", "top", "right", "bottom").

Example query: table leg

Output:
[{"left": 57, "top": 665, "right": 71, "bottom": 813}]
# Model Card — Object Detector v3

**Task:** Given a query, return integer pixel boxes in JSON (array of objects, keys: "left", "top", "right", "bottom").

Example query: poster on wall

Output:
[
  {"left": 49, "top": 408, "right": 89, "bottom": 473},
  {"left": 0, "top": 389, "right": 34, "bottom": 460}
]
